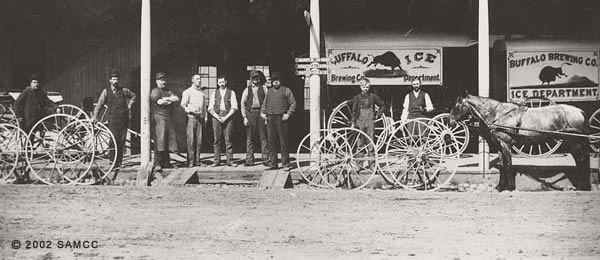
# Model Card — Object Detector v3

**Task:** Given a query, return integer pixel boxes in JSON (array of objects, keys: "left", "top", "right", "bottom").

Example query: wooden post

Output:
[
  {"left": 137, "top": 0, "right": 152, "bottom": 186},
  {"left": 478, "top": 0, "right": 490, "bottom": 174},
  {"left": 308, "top": 0, "right": 321, "bottom": 149}
]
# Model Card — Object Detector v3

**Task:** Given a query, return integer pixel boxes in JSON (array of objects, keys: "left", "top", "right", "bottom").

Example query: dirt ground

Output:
[{"left": 1, "top": 184, "right": 600, "bottom": 259}]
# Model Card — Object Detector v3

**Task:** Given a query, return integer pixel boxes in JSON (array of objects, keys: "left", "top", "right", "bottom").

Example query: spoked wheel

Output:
[
  {"left": 589, "top": 108, "right": 600, "bottom": 153},
  {"left": 58, "top": 104, "right": 89, "bottom": 120},
  {"left": 327, "top": 100, "right": 390, "bottom": 152},
  {"left": 431, "top": 113, "right": 470, "bottom": 156},
  {"left": 318, "top": 127, "right": 378, "bottom": 189},
  {"left": 76, "top": 122, "right": 117, "bottom": 185},
  {"left": 0, "top": 104, "right": 18, "bottom": 126},
  {"left": 25, "top": 114, "right": 94, "bottom": 185},
  {"left": 512, "top": 97, "right": 563, "bottom": 157},
  {"left": 0, "top": 124, "right": 27, "bottom": 182},
  {"left": 381, "top": 119, "right": 459, "bottom": 191},
  {"left": 295, "top": 129, "right": 335, "bottom": 187}
]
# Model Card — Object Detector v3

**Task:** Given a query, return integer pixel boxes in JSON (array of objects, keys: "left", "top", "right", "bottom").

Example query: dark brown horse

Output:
[{"left": 449, "top": 94, "right": 590, "bottom": 191}]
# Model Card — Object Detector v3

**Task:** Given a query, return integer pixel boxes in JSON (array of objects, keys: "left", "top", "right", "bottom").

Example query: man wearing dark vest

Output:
[
  {"left": 92, "top": 71, "right": 136, "bottom": 176},
  {"left": 150, "top": 72, "right": 179, "bottom": 171},
  {"left": 261, "top": 72, "right": 296, "bottom": 170},
  {"left": 209, "top": 75, "right": 238, "bottom": 167},
  {"left": 401, "top": 78, "right": 434, "bottom": 121},
  {"left": 240, "top": 70, "right": 269, "bottom": 166},
  {"left": 350, "top": 78, "right": 385, "bottom": 162}
]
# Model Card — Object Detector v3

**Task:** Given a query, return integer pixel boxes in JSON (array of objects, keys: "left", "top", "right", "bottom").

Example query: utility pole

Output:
[
  {"left": 308, "top": 0, "right": 321, "bottom": 147},
  {"left": 478, "top": 0, "right": 490, "bottom": 174},
  {"left": 137, "top": 0, "right": 151, "bottom": 186}
]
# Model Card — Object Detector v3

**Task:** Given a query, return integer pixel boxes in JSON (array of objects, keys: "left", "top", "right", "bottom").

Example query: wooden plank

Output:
[
  {"left": 259, "top": 169, "right": 293, "bottom": 189},
  {"left": 136, "top": 162, "right": 154, "bottom": 186},
  {"left": 158, "top": 168, "right": 197, "bottom": 186},
  {"left": 196, "top": 179, "right": 259, "bottom": 185}
]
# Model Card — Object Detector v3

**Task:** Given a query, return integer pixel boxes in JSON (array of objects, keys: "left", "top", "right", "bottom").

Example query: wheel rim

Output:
[
  {"left": 512, "top": 97, "right": 562, "bottom": 157},
  {"left": 589, "top": 109, "right": 600, "bottom": 153},
  {"left": 295, "top": 129, "right": 334, "bottom": 188},
  {"left": 382, "top": 120, "right": 458, "bottom": 191},
  {"left": 58, "top": 104, "right": 89, "bottom": 120},
  {"left": 75, "top": 121, "right": 117, "bottom": 185},
  {"left": 431, "top": 113, "right": 470, "bottom": 156},
  {"left": 0, "top": 124, "right": 27, "bottom": 182},
  {"left": 25, "top": 114, "right": 94, "bottom": 185},
  {"left": 319, "top": 128, "right": 377, "bottom": 189},
  {"left": 327, "top": 100, "right": 390, "bottom": 152}
]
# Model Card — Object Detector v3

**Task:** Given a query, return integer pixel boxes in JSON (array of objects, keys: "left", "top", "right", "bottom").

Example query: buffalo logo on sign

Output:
[
  {"left": 327, "top": 49, "right": 443, "bottom": 86},
  {"left": 508, "top": 50, "right": 599, "bottom": 102}
]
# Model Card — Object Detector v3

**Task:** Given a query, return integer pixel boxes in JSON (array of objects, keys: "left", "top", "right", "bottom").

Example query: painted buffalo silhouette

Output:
[
  {"left": 368, "top": 51, "right": 403, "bottom": 71},
  {"left": 539, "top": 63, "right": 571, "bottom": 85}
]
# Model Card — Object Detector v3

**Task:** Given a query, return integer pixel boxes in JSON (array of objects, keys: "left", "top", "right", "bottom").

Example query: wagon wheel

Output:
[
  {"left": 431, "top": 113, "right": 470, "bottom": 156},
  {"left": 295, "top": 129, "right": 336, "bottom": 187},
  {"left": 318, "top": 127, "right": 378, "bottom": 189},
  {"left": 25, "top": 114, "right": 94, "bottom": 185},
  {"left": 58, "top": 104, "right": 89, "bottom": 120},
  {"left": 75, "top": 121, "right": 117, "bottom": 185},
  {"left": 589, "top": 108, "right": 600, "bottom": 153},
  {"left": 327, "top": 100, "right": 390, "bottom": 151},
  {"left": 512, "top": 97, "right": 563, "bottom": 157},
  {"left": 0, "top": 104, "right": 19, "bottom": 127},
  {"left": 380, "top": 119, "right": 459, "bottom": 191},
  {"left": 0, "top": 124, "right": 27, "bottom": 182}
]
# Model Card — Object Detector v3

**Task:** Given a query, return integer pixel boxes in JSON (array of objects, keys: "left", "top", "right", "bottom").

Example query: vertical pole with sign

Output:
[{"left": 308, "top": 0, "right": 321, "bottom": 149}]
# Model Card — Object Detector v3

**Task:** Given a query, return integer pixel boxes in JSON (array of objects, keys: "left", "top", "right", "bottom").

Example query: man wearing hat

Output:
[
  {"left": 15, "top": 74, "right": 58, "bottom": 132},
  {"left": 240, "top": 70, "right": 269, "bottom": 166},
  {"left": 92, "top": 71, "right": 137, "bottom": 174},
  {"left": 150, "top": 72, "right": 179, "bottom": 171},
  {"left": 260, "top": 72, "right": 296, "bottom": 170},
  {"left": 208, "top": 74, "right": 238, "bottom": 167}
]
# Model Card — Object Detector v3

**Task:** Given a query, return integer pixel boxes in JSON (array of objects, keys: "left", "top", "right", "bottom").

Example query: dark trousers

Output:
[
  {"left": 245, "top": 110, "right": 269, "bottom": 163},
  {"left": 154, "top": 115, "right": 177, "bottom": 167},
  {"left": 107, "top": 123, "right": 128, "bottom": 167},
  {"left": 212, "top": 111, "right": 234, "bottom": 163},
  {"left": 356, "top": 109, "right": 375, "bottom": 157},
  {"left": 186, "top": 114, "right": 204, "bottom": 165},
  {"left": 267, "top": 114, "right": 289, "bottom": 166}
]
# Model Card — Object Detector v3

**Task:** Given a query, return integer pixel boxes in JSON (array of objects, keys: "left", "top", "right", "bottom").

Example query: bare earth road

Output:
[{"left": 1, "top": 185, "right": 600, "bottom": 259}]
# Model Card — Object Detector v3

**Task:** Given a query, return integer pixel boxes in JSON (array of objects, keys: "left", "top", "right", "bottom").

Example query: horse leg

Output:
[
  {"left": 567, "top": 137, "right": 591, "bottom": 191},
  {"left": 492, "top": 132, "right": 516, "bottom": 192}
]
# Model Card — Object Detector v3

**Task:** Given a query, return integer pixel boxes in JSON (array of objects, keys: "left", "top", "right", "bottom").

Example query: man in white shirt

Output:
[
  {"left": 208, "top": 75, "right": 238, "bottom": 167},
  {"left": 240, "top": 70, "right": 269, "bottom": 166},
  {"left": 401, "top": 78, "right": 434, "bottom": 121},
  {"left": 181, "top": 73, "right": 207, "bottom": 167}
]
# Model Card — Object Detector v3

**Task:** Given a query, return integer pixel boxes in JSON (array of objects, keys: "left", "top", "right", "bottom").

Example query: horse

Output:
[{"left": 449, "top": 94, "right": 590, "bottom": 191}]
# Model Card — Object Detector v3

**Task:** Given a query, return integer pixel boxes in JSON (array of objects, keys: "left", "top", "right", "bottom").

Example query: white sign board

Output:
[
  {"left": 327, "top": 48, "right": 443, "bottom": 85},
  {"left": 507, "top": 50, "right": 599, "bottom": 102}
]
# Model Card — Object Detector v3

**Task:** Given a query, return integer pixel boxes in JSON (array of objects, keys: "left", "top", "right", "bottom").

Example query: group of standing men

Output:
[{"left": 152, "top": 70, "right": 297, "bottom": 171}]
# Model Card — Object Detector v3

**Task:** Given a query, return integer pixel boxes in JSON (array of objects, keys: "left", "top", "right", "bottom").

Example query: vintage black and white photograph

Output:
[{"left": 1, "top": 0, "right": 599, "bottom": 258}]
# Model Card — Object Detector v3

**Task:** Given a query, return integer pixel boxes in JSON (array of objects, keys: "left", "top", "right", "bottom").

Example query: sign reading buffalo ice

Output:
[
  {"left": 508, "top": 50, "right": 599, "bottom": 102},
  {"left": 327, "top": 49, "right": 443, "bottom": 86}
]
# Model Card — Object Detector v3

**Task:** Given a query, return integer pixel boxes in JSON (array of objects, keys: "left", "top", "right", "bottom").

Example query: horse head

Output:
[{"left": 449, "top": 94, "right": 471, "bottom": 127}]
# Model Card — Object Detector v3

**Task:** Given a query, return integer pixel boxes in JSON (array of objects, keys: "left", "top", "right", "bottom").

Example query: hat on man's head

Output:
[
  {"left": 270, "top": 72, "right": 281, "bottom": 81},
  {"left": 155, "top": 72, "right": 166, "bottom": 80},
  {"left": 109, "top": 70, "right": 120, "bottom": 78},
  {"left": 29, "top": 74, "right": 40, "bottom": 82},
  {"left": 250, "top": 70, "right": 263, "bottom": 79}
]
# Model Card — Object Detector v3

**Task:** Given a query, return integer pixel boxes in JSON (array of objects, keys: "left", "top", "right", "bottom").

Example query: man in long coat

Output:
[{"left": 14, "top": 74, "right": 57, "bottom": 132}]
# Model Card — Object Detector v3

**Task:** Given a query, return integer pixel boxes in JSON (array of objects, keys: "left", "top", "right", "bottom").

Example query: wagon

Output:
[{"left": 0, "top": 103, "right": 117, "bottom": 185}]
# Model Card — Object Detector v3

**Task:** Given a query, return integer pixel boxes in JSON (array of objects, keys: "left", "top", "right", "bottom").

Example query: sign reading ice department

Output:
[
  {"left": 327, "top": 49, "right": 443, "bottom": 86},
  {"left": 508, "top": 50, "right": 599, "bottom": 102}
]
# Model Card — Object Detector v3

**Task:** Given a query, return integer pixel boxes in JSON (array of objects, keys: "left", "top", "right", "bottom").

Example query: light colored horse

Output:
[{"left": 449, "top": 94, "right": 590, "bottom": 191}]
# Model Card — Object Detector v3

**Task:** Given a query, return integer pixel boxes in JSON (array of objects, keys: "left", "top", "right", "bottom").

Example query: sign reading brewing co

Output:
[
  {"left": 508, "top": 50, "right": 599, "bottom": 102},
  {"left": 327, "top": 49, "right": 443, "bottom": 86}
]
